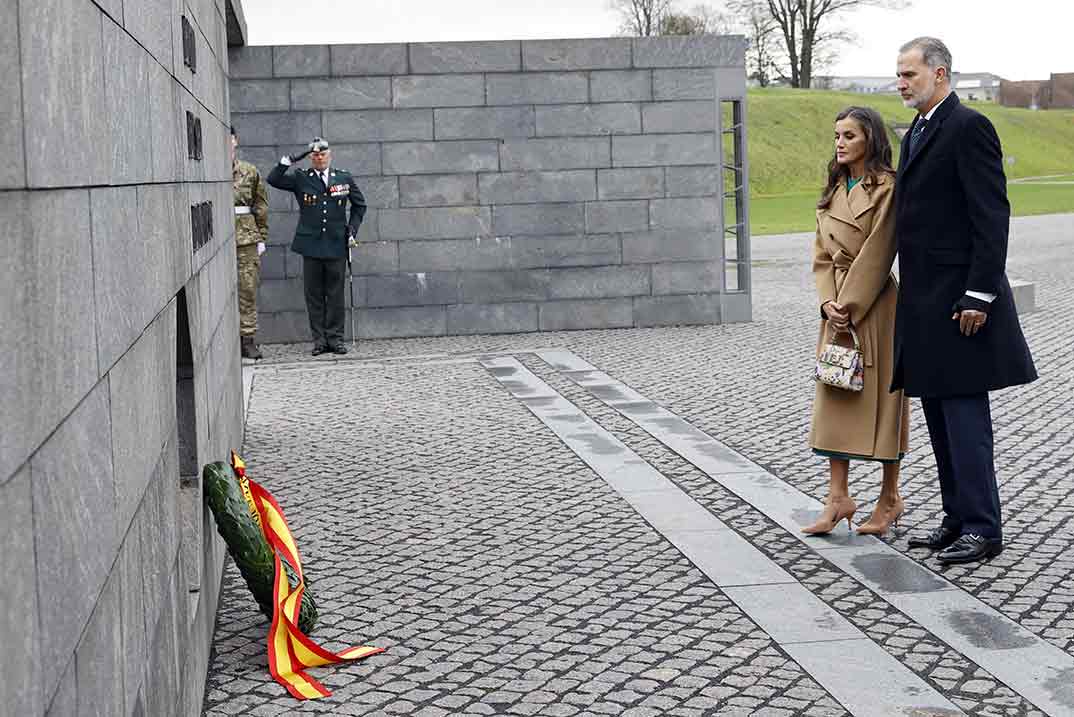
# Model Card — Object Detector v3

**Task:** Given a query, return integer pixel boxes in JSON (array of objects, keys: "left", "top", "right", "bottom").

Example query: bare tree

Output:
[
  {"left": 613, "top": 0, "right": 732, "bottom": 37},
  {"left": 660, "top": 4, "right": 733, "bottom": 34},
  {"left": 611, "top": 0, "right": 675, "bottom": 36},
  {"left": 807, "top": 26, "right": 855, "bottom": 85},
  {"left": 689, "top": 4, "right": 735, "bottom": 33},
  {"left": 660, "top": 11, "right": 705, "bottom": 34},
  {"left": 657, "top": 11, "right": 700, "bottom": 34},
  {"left": 731, "top": 0, "right": 779, "bottom": 86},
  {"left": 731, "top": 0, "right": 907, "bottom": 88},
  {"left": 764, "top": 0, "right": 803, "bottom": 86}
]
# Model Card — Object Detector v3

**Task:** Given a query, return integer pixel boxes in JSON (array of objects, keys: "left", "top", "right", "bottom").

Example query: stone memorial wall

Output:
[
  {"left": 229, "top": 35, "right": 752, "bottom": 341},
  {"left": 1, "top": 0, "right": 248, "bottom": 714}
]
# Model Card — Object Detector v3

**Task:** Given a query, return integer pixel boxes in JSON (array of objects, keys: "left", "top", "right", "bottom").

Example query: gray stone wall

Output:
[
  {"left": 1, "top": 1, "right": 245, "bottom": 715},
  {"left": 230, "top": 36, "right": 751, "bottom": 341}
]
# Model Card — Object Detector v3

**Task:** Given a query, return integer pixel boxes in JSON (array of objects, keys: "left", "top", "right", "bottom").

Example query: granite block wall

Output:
[
  {"left": 0, "top": 1, "right": 246, "bottom": 715},
  {"left": 230, "top": 35, "right": 751, "bottom": 341}
]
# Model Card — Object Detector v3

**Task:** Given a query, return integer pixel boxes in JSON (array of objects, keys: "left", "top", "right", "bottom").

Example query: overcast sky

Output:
[{"left": 244, "top": 0, "right": 1070, "bottom": 81}]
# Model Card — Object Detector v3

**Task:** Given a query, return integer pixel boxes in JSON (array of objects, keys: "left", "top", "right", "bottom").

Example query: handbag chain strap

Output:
[{"left": 827, "top": 324, "right": 862, "bottom": 351}]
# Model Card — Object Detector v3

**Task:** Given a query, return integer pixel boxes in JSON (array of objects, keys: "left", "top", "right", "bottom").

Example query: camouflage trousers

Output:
[{"left": 237, "top": 244, "right": 261, "bottom": 336}]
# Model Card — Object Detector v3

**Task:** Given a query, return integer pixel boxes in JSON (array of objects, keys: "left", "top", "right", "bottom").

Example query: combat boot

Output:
[{"left": 241, "top": 335, "right": 263, "bottom": 360}]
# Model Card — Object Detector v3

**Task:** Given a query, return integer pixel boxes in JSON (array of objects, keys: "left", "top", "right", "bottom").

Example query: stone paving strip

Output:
[
  {"left": 248, "top": 347, "right": 557, "bottom": 371},
  {"left": 518, "top": 351, "right": 1046, "bottom": 717},
  {"left": 480, "top": 355, "right": 962, "bottom": 717},
  {"left": 531, "top": 349, "right": 1074, "bottom": 716},
  {"left": 210, "top": 358, "right": 855, "bottom": 716}
]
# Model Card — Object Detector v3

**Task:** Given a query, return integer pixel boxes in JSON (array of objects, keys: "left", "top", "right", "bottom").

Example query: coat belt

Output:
[
  {"left": 831, "top": 249, "right": 854, "bottom": 270},
  {"left": 234, "top": 206, "right": 252, "bottom": 215}
]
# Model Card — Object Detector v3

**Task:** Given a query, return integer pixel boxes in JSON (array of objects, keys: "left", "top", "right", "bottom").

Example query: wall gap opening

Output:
[{"left": 175, "top": 289, "right": 202, "bottom": 626}]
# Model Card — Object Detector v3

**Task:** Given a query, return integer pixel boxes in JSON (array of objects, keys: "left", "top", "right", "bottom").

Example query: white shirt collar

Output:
[{"left": 922, "top": 90, "right": 953, "bottom": 121}]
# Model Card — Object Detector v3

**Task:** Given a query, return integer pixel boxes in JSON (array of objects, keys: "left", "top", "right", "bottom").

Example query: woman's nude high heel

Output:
[
  {"left": 802, "top": 495, "right": 858, "bottom": 535},
  {"left": 856, "top": 496, "right": 905, "bottom": 536}
]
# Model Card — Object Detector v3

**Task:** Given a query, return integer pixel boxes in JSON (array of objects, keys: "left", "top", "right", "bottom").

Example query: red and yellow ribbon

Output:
[{"left": 231, "top": 451, "right": 383, "bottom": 699}]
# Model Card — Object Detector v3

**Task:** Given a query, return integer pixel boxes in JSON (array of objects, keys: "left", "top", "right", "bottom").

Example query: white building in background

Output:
[
  {"left": 819, "top": 72, "right": 1004, "bottom": 101},
  {"left": 953, "top": 73, "right": 1004, "bottom": 102},
  {"left": 820, "top": 75, "right": 899, "bottom": 93}
]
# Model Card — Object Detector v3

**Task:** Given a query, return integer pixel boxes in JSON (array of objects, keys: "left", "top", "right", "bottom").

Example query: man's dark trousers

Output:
[
  {"left": 920, "top": 393, "right": 1001, "bottom": 539},
  {"left": 303, "top": 256, "right": 346, "bottom": 347}
]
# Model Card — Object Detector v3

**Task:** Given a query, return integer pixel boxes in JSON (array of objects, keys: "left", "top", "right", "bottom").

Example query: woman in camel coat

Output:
[{"left": 805, "top": 106, "right": 910, "bottom": 537}]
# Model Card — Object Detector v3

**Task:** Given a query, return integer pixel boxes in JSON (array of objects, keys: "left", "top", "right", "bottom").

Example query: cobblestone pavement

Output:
[
  {"left": 205, "top": 214, "right": 1073, "bottom": 715},
  {"left": 521, "top": 355, "right": 1044, "bottom": 717},
  {"left": 206, "top": 362, "right": 846, "bottom": 716}
]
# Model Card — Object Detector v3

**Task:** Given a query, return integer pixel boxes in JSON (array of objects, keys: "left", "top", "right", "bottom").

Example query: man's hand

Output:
[
  {"left": 285, "top": 149, "right": 312, "bottom": 164},
  {"left": 347, "top": 233, "right": 359, "bottom": 248},
  {"left": 257, "top": 241, "right": 266, "bottom": 256},
  {"left": 822, "top": 301, "right": 850, "bottom": 331},
  {"left": 953, "top": 309, "right": 987, "bottom": 336}
]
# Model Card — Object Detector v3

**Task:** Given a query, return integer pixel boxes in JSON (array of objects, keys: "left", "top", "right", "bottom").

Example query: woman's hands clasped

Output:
[{"left": 822, "top": 301, "right": 851, "bottom": 332}]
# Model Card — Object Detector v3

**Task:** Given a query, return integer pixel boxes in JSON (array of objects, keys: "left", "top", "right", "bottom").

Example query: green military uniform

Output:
[
  {"left": 267, "top": 158, "right": 366, "bottom": 351},
  {"left": 233, "top": 159, "right": 269, "bottom": 345}
]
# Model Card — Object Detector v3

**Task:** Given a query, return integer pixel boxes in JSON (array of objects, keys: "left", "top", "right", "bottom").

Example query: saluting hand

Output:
[
  {"left": 954, "top": 309, "right": 987, "bottom": 336},
  {"left": 823, "top": 301, "right": 850, "bottom": 332}
]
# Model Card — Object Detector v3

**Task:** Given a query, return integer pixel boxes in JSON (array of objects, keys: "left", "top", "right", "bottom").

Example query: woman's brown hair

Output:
[{"left": 817, "top": 106, "right": 895, "bottom": 209}]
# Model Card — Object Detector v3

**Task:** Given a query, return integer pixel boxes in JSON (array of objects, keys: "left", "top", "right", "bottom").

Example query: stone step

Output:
[{"left": 1011, "top": 278, "right": 1036, "bottom": 313}]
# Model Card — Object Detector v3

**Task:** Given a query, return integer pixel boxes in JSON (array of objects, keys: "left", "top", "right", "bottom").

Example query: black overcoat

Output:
[
  {"left": 266, "top": 164, "right": 366, "bottom": 259},
  {"left": 891, "top": 93, "right": 1036, "bottom": 398}
]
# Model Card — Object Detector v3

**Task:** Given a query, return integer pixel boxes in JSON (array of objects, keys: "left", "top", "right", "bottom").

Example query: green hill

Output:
[{"left": 745, "top": 88, "right": 1074, "bottom": 234}]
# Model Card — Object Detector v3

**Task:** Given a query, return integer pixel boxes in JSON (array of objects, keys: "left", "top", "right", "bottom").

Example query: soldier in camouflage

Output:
[{"left": 231, "top": 127, "right": 270, "bottom": 360}]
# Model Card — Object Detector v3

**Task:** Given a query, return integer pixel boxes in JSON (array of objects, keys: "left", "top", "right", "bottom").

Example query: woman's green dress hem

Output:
[{"left": 812, "top": 448, "right": 905, "bottom": 465}]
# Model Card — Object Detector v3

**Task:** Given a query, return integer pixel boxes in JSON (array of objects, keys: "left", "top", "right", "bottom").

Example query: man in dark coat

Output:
[
  {"left": 892, "top": 37, "right": 1036, "bottom": 564},
  {"left": 267, "top": 137, "right": 366, "bottom": 355}
]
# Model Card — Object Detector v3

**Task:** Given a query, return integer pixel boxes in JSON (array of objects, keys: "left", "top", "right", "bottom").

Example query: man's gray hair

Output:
[{"left": 900, "top": 37, "right": 953, "bottom": 77}]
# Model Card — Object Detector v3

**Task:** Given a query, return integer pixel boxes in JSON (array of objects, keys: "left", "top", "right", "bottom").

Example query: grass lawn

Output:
[
  {"left": 1010, "top": 174, "right": 1074, "bottom": 183},
  {"left": 749, "top": 191, "right": 818, "bottom": 236},
  {"left": 746, "top": 89, "right": 1074, "bottom": 194},
  {"left": 750, "top": 184, "right": 1074, "bottom": 236},
  {"left": 1007, "top": 183, "right": 1074, "bottom": 216},
  {"left": 745, "top": 88, "right": 1074, "bottom": 235}
]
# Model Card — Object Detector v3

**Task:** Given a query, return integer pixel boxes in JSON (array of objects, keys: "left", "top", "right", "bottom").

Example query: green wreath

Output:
[{"left": 203, "top": 461, "right": 318, "bottom": 633}]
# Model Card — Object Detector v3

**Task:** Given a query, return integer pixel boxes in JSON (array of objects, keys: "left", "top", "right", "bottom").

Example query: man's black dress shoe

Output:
[
  {"left": 311, "top": 343, "right": 328, "bottom": 356},
  {"left": 937, "top": 534, "right": 1003, "bottom": 565},
  {"left": 331, "top": 343, "right": 348, "bottom": 355},
  {"left": 907, "top": 524, "right": 960, "bottom": 550}
]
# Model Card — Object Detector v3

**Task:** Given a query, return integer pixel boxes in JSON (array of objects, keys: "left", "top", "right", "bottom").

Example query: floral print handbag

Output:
[{"left": 815, "top": 326, "right": 864, "bottom": 392}]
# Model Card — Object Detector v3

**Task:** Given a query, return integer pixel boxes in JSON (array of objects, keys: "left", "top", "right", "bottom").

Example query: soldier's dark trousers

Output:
[{"left": 302, "top": 256, "right": 347, "bottom": 346}]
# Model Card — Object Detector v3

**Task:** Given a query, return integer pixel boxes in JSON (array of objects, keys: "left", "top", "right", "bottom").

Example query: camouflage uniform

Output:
[{"left": 233, "top": 159, "right": 269, "bottom": 339}]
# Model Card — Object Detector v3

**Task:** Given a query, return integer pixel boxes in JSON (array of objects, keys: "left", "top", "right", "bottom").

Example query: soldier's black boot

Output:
[{"left": 241, "top": 336, "right": 263, "bottom": 360}]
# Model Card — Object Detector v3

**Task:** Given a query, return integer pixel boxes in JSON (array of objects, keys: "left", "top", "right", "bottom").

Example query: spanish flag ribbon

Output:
[{"left": 230, "top": 451, "right": 384, "bottom": 699}]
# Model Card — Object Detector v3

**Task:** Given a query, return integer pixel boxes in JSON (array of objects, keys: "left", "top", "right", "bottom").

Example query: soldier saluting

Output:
[{"left": 267, "top": 137, "right": 366, "bottom": 355}]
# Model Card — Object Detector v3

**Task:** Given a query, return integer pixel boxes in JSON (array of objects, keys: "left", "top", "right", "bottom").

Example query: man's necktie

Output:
[{"left": 909, "top": 119, "right": 927, "bottom": 155}]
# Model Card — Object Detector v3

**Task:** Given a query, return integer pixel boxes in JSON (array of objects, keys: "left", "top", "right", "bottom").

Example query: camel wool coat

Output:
[{"left": 810, "top": 173, "right": 909, "bottom": 462}]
